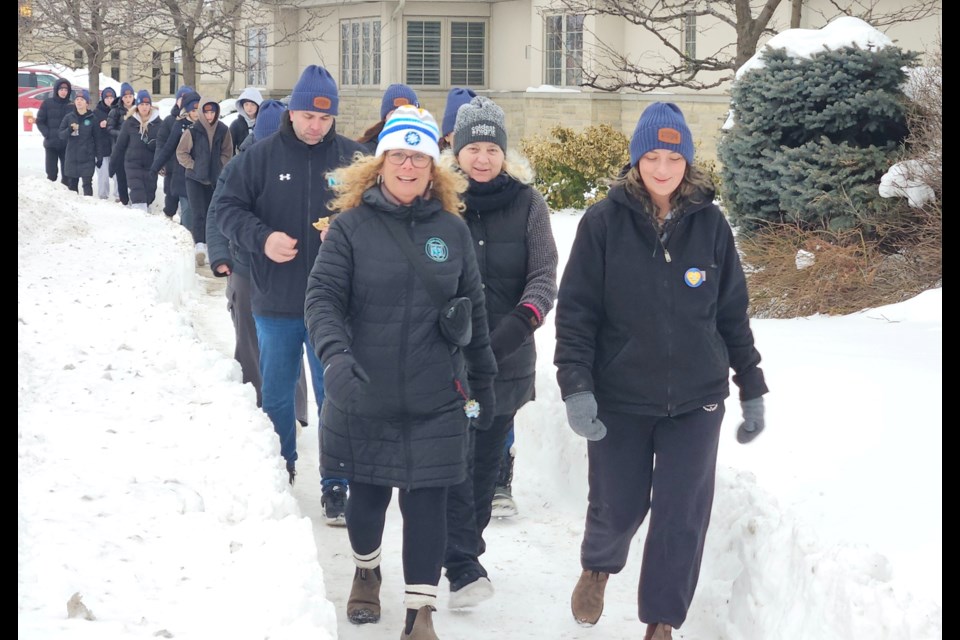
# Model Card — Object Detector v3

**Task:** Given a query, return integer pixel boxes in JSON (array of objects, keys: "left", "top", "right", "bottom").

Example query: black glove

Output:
[
  {"left": 322, "top": 351, "right": 370, "bottom": 405},
  {"left": 490, "top": 304, "right": 539, "bottom": 363},
  {"left": 470, "top": 383, "right": 496, "bottom": 431},
  {"left": 737, "top": 397, "right": 765, "bottom": 444},
  {"left": 564, "top": 392, "right": 607, "bottom": 441},
  {"left": 95, "top": 157, "right": 103, "bottom": 169}
]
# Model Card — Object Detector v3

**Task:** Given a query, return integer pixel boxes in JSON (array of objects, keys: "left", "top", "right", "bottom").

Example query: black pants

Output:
[
  {"left": 581, "top": 405, "right": 724, "bottom": 628},
  {"left": 346, "top": 482, "right": 447, "bottom": 588},
  {"left": 186, "top": 179, "right": 214, "bottom": 244},
  {"left": 444, "top": 413, "right": 515, "bottom": 585},
  {"left": 65, "top": 175, "right": 93, "bottom": 196},
  {"left": 115, "top": 164, "right": 129, "bottom": 205},
  {"left": 164, "top": 192, "right": 179, "bottom": 217},
  {"left": 44, "top": 146, "right": 67, "bottom": 184}
]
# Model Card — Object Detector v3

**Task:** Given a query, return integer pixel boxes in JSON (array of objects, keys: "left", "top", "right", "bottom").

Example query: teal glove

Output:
[
  {"left": 564, "top": 392, "right": 607, "bottom": 441},
  {"left": 737, "top": 397, "right": 765, "bottom": 444}
]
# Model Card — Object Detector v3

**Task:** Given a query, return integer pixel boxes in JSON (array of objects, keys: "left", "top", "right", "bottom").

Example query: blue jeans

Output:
[{"left": 254, "top": 314, "right": 347, "bottom": 489}]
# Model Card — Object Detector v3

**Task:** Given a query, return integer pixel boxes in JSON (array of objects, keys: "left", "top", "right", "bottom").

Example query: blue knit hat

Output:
[
  {"left": 175, "top": 85, "right": 194, "bottom": 101},
  {"left": 76, "top": 89, "right": 90, "bottom": 104},
  {"left": 180, "top": 91, "right": 201, "bottom": 114},
  {"left": 120, "top": 82, "right": 135, "bottom": 99},
  {"left": 629, "top": 102, "right": 694, "bottom": 166},
  {"left": 253, "top": 99, "right": 286, "bottom": 141},
  {"left": 100, "top": 87, "right": 116, "bottom": 101},
  {"left": 442, "top": 87, "right": 477, "bottom": 137},
  {"left": 288, "top": 65, "right": 338, "bottom": 115},
  {"left": 380, "top": 84, "right": 419, "bottom": 121},
  {"left": 135, "top": 89, "right": 152, "bottom": 106}
]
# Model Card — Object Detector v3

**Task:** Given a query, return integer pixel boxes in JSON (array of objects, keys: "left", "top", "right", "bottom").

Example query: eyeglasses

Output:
[{"left": 385, "top": 150, "right": 432, "bottom": 168}]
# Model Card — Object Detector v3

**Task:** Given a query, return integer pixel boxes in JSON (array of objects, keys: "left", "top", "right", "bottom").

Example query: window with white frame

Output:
[
  {"left": 682, "top": 11, "right": 696, "bottom": 60},
  {"left": 341, "top": 18, "right": 381, "bottom": 86},
  {"left": 247, "top": 27, "right": 267, "bottom": 86},
  {"left": 544, "top": 13, "right": 584, "bottom": 87},
  {"left": 405, "top": 18, "right": 486, "bottom": 88}
]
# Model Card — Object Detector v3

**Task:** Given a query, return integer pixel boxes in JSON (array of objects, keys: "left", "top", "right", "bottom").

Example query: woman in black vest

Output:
[{"left": 443, "top": 96, "right": 559, "bottom": 608}]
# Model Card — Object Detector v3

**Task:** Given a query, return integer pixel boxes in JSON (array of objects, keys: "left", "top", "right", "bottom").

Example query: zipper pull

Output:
[{"left": 664, "top": 249, "right": 672, "bottom": 263}]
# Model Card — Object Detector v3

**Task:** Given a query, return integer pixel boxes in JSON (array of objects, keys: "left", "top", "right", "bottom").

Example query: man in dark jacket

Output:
[
  {"left": 152, "top": 90, "right": 199, "bottom": 231},
  {"left": 36, "top": 78, "right": 73, "bottom": 184},
  {"left": 217, "top": 65, "right": 365, "bottom": 521},
  {"left": 154, "top": 85, "right": 195, "bottom": 218}
]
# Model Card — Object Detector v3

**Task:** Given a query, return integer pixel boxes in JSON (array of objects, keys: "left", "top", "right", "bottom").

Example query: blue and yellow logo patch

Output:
[
  {"left": 425, "top": 237, "right": 449, "bottom": 262},
  {"left": 684, "top": 268, "right": 706, "bottom": 288}
]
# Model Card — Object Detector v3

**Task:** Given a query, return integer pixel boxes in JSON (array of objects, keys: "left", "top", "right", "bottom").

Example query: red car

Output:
[
  {"left": 18, "top": 85, "right": 86, "bottom": 110},
  {"left": 18, "top": 66, "right": 62, "bottom": 94}
]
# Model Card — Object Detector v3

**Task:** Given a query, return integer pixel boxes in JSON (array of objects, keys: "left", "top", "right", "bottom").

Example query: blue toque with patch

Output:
[
  {"left": 629, "top": 102, "right": 695, "bottom": 166},
  {"left": 288, "top": 65, "right": 339, "bottom": 115},
  {"left": 380, "top": 84, "right": 419, "bottom": 121}
]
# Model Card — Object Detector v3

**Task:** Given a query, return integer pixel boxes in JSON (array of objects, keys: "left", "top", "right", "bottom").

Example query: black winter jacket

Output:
[
  {"left": 58, "top": 108, "right": 101, "bottom": 179},
  {"left": 92, "top": 100, "right": 114, "bottom": 159},
  {"left": 305, "top": 187, "right": 498, "bottom": 489},
  {"left": 151, "top": 113, "right": 193, "bottom": 197},
  {"left": 554, "top": 183, "right": 768, "bottom": 416},
  {"left": 112, "top": 108, "right": 162, "bottom": 204},
  {"left": 461, "top": 174, "right": 558, "bottom": 415},
  {"left": 36, "top": 78, "right": 73, "bottom": 151},
  {"left": 180, "top": 119, "right": 231, "bottom": 185},
  {"left": 217, "top": 117, "right": 365, "bottom": 317}
]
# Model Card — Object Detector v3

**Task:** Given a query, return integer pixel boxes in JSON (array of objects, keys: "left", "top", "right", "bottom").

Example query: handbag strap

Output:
[{"left": 378, "top": 214, "right": 449, "bottom": 308}]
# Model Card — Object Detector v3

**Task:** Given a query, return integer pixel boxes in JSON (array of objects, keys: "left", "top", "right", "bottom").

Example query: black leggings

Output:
[
  {"left": 65, "top": 176, "right": 93, "bottom": 196},
  {"left": 186, "top": 179, "right": 214, "bottom": 244},
  {"left": 346, "top": 481, "right": 447, "bottom": 587}
]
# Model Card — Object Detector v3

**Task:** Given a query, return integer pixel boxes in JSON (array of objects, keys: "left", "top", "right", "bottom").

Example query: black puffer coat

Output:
[
  {"left": 151, "top": 105, "right": 197, "bottom": 198},
  {"left": 305, "top": 187, "right": 498, "bottom": 489},
  {"left": 92, "top": 99, "right": 114, "bottom": 160},
  {"left": 58, "top": 108, "right": 100, "bottom": 178},
  {"left": 112, "top": 107, "right": 162, "bottom": 204},
  {"left": 36, "top": 78, "right": 73, "bottom": 151}
]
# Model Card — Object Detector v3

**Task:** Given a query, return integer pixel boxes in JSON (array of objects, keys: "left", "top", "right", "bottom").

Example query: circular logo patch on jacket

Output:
[
  {"left": 684, "top": 268, "right": 706, "bottom": 288},
  {"left": 425, "top": 237, "right": 449, "bottom": 262}
]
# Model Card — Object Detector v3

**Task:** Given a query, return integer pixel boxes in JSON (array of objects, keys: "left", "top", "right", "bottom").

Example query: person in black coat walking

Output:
[
  {"left": 228, "top": 86, "right": 263, "bottom": 153},
  {"left": 176, "top": 95, "right": 233, "bottom": 265},
  {"left": 155, "top": 85, "right": 195, "bottom": 218},
  {"left": 93, "top": 87, "right": 117, "bottom": 199},
  {"left": 305, "top": 105, "right": 497, "bottom": 640},
  {"left": 152, "top": 90, "right": 199, "bottom": 232},
  {"left": 112, "top": 89, "right": 161, "bottom": 211},
  {"left": 58, "top": 89, "right": 102, "bottom": 196},
  {"left": 106, "top": 83, "right": 136, "bottom": 204},
  {"left": 36, "top": 77, "right": 73, "bottom": 185},
  {"left": 442, "top": 96, "right": 559, "bottom": 608},
  {"left": 554, "top": 103, "right": 769, "bottom": 640}
]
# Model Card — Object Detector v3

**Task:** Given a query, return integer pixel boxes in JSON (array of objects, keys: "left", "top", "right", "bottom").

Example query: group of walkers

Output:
[
  {"left": 34, "top": 78, "right": 250, "bottom": 267},
  {"left": 38, "top": 63, "right": 769, "bottom": 640}
]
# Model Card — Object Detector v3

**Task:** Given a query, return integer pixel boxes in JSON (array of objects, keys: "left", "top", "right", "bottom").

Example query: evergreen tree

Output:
[{"left": 719, "top": 45, "right": 918, "bottom": 233}]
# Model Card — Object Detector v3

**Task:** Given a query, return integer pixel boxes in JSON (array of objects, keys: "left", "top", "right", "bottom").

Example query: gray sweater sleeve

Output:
[{"left": 521, "top": 189, "right": 559, "bottom": 321}]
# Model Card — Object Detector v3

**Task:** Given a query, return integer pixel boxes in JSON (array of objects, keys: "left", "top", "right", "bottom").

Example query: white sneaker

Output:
[
  {"left": 448, "top": 576, "right": 494, "bottom": 609},
  {"left": 195, "top": 242, "right": 207, "bottom": 267},
  {"left": 491, "top": 487, "right": 518, "bottom": 518}
]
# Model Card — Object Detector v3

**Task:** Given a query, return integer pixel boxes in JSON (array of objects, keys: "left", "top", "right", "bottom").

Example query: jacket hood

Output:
[
  {"left": 236, "top": 87, "right": 263, "bottom": 108},
  {"left": 52, "top": 78, "right": 72, "bottom": 101}
]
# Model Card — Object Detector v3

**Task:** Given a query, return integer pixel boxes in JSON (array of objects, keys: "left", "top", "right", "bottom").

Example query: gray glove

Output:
[
  {"left": 564, "top": 392, "right": 607, "bottom": 441},
  {"left": 737, "top": 397, "right": 765, "bottom": 444}
]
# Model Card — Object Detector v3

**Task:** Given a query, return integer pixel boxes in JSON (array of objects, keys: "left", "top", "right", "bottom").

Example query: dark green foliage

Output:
[{"left": 719, "top": 45, "right": 918, "bottom": 234}]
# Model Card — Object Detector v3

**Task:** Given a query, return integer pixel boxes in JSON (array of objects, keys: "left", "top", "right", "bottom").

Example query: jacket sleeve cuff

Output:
[
  {"left": 557, "top": 365, "right": 594, "bottom": 400},
  {"left": 733, "top": 367, "right": 769, "bottom": 401}
]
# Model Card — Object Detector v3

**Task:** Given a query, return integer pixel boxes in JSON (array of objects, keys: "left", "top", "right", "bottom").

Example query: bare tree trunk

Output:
[{"left": 791, "top": 0, "right": 803, "bottom": 28}]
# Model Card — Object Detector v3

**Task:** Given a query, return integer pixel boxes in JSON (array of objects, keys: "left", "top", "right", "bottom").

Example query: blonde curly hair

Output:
[{"left": 327, "top": 152, "right": 468, "bottom": 215}]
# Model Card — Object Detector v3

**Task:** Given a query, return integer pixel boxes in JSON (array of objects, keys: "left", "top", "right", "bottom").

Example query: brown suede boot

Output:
[
  {"left": 347, "top": 567, "right": 382, "bottom": 624},
  {"left": 399, "top": 606, "right": 438, "bottom": 640},
  {"left": 644, "top": 623, "right": 673, "bottom": 640},
  {"left": 571, "top": 570, "right": 609, "bottom": 626}
]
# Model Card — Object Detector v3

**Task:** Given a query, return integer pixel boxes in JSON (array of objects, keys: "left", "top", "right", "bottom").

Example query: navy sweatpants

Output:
[{"left": 581, "top": 404, "right": 724, "bottom": 628}]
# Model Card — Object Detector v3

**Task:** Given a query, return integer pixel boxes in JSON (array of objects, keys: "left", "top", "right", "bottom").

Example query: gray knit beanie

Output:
[{"left": 453, "top": 96, "right": 507, "bottom": 156}]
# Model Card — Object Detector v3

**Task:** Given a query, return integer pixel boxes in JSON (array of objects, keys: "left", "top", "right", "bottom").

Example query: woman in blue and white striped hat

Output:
[{"left": 305, "top": 105, "right": 498, "bottom": 640}]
